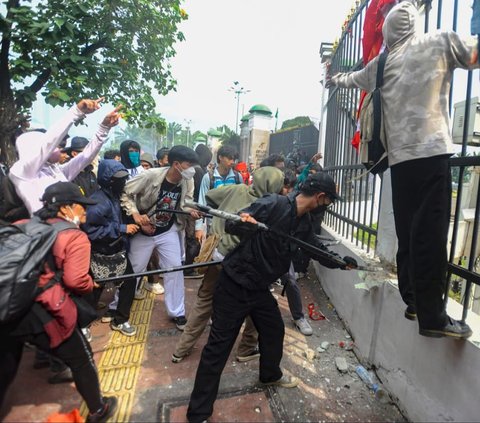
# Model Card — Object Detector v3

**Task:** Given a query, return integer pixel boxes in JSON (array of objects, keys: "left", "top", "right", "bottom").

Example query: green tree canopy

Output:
[
  {"left": 280, "top": 116, "right": 313, "bottom": 130},
  {"left": 0, "top": 0, "right": 187, "bottom": 164},
  {"left": 217, "top": 125, "right": 240, "bottom": 153}
]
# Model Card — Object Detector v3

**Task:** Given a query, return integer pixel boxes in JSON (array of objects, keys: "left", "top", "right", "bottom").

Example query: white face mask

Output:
[
  {"left": 65, "top": 206, "right": 82, "bottom": 226},
  {"left": 180, "top": 166, "right": 195, "bottom": 180}
]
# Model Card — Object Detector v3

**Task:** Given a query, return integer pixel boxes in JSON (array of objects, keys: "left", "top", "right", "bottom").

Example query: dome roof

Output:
[
  {"left": 195, "top": 134, "right": 207, "bottom": 141},
  {"left": 248, "top": 104, "right": 272, "bottom": 115},
  {"left": 240, "top": 114, "right": 250, "bottom": 122},
  {"left": 207, "top": 129, "right": 223, "bottom": 137}
]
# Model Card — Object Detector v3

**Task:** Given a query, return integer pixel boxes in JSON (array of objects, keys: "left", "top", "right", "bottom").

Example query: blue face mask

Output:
[{"left": 128, "top": 151, "right": 140, "bottom": 167}]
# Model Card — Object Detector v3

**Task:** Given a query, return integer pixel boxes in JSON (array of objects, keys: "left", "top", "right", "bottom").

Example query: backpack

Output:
[
  {"left": 0, "top": 174, "right": 29, "bottom": 223},
  {"left": 0, "top": 218, "right": 76, "bottom": 324},
  {"left": 359, "top": 51, "right": 389, "bottom": 174},
  {"left": 208, "top": 167, "right": 242, "bottom": 189}
]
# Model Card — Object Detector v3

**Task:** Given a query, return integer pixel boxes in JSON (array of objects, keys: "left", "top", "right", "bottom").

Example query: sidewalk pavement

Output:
[{"left": 1, "top": 268, "right": 406, "bottom": 422}]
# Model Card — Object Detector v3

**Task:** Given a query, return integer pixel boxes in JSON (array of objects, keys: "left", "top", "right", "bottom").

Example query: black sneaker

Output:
[
  {"left": 184, "top": 269, "right": 203, "bottom": 279},
  {"left": 236, "top": 347, "right": 260, "bottom": 362},
  {"left": 86, "top": 396, "right": 118, "bottom": 423},
  {"left": 173, "top": 316, "right": 187, "bottom": 331},
  {"left": 404, "top": 305, "right": 417, "bottom": 321},
  {"left": 48, "top": 367, "right": 74, "bottom": 384},
  {"left": 419, "top": 316, "right": 473, "bottom": 339}
]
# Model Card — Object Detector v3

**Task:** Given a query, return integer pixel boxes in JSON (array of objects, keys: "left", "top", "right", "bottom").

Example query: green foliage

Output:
[
  {"left": 113, "top": 114, "right": 166, "bottom": 154},
  {"left": 353, "top": 223, "right": 377, "bottom": 250},
  {"left": 217, "top": 125, "right": 240, "bottom": 153},
  {"left": 0, "top": 0, "right": 187, "bottom": 163},
  {"left": 280, "top": 116, "right": 313, "bottom": 130},
  {"left": 451, "top": 152, "right": 478, "bottom": 185}
]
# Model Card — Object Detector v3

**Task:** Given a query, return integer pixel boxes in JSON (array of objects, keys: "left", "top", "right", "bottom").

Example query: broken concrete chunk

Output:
[
  {"left": 316, "top": 347, "right": 326, "bottom": 354},
  {"left": 320, "top": 341, "right": 330, "bottom": 350},
  {"left": 335, "top": 357, "right": 349, "bottom": 373},
  {"left": 304, "top": 348, "right": 316, "bottom": 361}
]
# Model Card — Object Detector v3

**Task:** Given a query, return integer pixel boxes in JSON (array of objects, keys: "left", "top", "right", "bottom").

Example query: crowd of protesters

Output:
[
  {"left": 0, "top": 96, "right": 350, "bottom": 422},
  {"left": 0, "top": 2, "right": 478, "bottom": 422}
]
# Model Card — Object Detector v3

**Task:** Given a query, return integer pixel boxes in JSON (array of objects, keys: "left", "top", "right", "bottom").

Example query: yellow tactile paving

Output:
[{"left": 80, "top": 292, "right": 155, "bottom": 422}]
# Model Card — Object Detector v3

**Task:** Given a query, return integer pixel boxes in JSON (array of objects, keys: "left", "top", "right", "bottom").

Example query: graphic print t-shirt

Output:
[{"left": 153, "top": 179, "right": 182, "bottom": 235}]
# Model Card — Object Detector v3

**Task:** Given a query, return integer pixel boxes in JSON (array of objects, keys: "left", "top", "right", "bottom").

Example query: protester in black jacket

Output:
[
  {"left": 187, "top": 172, "right": 357, "bottom": 423},
  {"left": 67, "top": 137, "right": 99, "bottom": 197},
  {"left": 82, "top": 160, "right": 139, "bottom": 336},
  {"left": 183, "top": 143, "right": 213, "bottom": 278}
]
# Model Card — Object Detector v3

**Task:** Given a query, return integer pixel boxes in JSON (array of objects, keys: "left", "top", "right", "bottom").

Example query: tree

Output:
[
  {"left": 280, "top": 116, "right": 313, "bottom": 130},
  {"left": 0, "top": 0, "right": 187, "bottom": 164},
  {"left": 114, "top": 113, "right": 166, "bottom": 154},
  {"left": 217, "top": 125, "right": 240, "bottom": 153},
  {"left": 167, "top": 122, "right": 183, "bottom": 147}
]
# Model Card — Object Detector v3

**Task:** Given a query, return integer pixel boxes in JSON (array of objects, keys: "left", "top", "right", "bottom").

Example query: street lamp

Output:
[
  {"left": 184, "top": 119, "right": 193, "bottom": 147},
  {"left": 228, "top": 81, "right": 250, "bottom": 134}
]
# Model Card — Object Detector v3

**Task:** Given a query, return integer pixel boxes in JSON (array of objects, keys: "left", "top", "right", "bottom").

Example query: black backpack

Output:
[
  {"left": 359, "top": 51, "right": 389, "bottom": 174},
  {"left": 0, "top": 174, "right": 29, "bottom": 223},
  {"left": 0, "top": 218, "right": 76, "bottom": 324}
]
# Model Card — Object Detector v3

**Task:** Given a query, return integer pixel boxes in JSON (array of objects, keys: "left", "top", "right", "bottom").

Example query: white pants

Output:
[{"left": 128, "top": 224, "right": 186, "bottom": 317}]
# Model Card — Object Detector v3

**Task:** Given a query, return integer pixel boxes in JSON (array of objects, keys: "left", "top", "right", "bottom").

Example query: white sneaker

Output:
[
  {"left": 134, "top": 289, "right": 146, "bottom": 300},
  {"left": 293, "top": 317, "right": 313, "bottom": 336},
  {"left": 144, "top": 282, "right": 165, "bottom": 295},
  {"left": 111, "top": 321, "right": 137, "bottom": 337}
]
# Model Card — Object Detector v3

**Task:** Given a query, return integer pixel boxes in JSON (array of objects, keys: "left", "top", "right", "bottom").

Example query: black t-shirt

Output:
[{"left": 153, "top": 179, "right": 182, "bottom": 235}]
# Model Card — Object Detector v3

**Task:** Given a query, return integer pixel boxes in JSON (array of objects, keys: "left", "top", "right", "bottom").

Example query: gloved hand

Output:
[{"left": 342, "top": 256, "right": 358, "bottom": 270}]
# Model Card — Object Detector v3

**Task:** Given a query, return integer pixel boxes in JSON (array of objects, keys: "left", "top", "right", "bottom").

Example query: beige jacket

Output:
[{"left": 120, "top": 167, "right": 194, "bottom": 230}]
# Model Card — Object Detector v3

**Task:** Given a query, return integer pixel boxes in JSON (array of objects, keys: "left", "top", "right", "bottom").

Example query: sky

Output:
[
  {"left": 31, "top": 0, "right": 355, "bottom": 137},
  {"left": 144, "top": 0, "right": 354, "bottom": 133}
]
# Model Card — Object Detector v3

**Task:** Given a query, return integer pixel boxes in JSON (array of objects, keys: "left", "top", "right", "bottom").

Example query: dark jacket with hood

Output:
[
  {"left": 120, "top": 139, "right": 143, "bottom": 177},
  {"left": 72, "top": 164, "right": 99, "bottom": 198},
  {"left": 82, "top": 160, "right": 129, "bottom": 254},
  {"left": 193, "top": 144, "right": 213, "bottom": 202},
  {"left": 223, "top": 192, "right": 344, "bottom": 291}
]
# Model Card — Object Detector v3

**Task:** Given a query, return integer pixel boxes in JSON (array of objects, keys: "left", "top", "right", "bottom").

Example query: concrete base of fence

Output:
[{"left": 314, "top": 229, "right": 480, "bottom": 422}]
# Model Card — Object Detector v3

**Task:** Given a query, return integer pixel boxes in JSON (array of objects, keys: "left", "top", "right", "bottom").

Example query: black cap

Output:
[
  {"left": 112, "top": 169, "right": 129, "bottom": 178},
  {"left": 41, "top": 182, "right": 98, "bottom": 206},
  {"left": 168, "top": 145, "right": 199, "bottom": 165},
  {"left": 299, "top": 172, "right": 342, "bottom": 201},
  {"left": 66, "top": 136, "right": 89, "bottom": 153}
]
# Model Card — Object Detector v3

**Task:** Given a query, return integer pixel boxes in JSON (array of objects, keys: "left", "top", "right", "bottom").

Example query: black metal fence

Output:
[{"left": 322, "top": 0, "right": 480, "bottom": 321}]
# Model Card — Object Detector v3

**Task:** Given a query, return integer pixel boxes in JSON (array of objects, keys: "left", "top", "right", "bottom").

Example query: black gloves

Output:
[{"left": 342, "top": 256, "right": 358, "bottom": 270}]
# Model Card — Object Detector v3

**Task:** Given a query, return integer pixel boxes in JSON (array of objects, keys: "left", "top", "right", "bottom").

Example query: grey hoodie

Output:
[{"left": 332, "top": 2, "right": 478, "bottom": 166}]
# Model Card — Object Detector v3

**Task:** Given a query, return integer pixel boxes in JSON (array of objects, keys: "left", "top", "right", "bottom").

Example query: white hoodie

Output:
[{"left": 10, "top": 106, "right": 110, "bottom": 214}]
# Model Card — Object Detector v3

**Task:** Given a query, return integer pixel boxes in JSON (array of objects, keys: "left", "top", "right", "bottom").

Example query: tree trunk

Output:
[{"left": 0, "top": 95, "right": 19, "bottom": 167}]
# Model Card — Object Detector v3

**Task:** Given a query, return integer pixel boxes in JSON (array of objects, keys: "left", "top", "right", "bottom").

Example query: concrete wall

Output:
[{"left": 313, "top": 233, "right": 480, "bottom": 422}]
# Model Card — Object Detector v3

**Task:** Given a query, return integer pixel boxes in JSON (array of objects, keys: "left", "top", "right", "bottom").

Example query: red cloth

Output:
[
  {"left": 351, "top": 0, "right": 397, "bottom": 150},
  {"left": 235, "top": 162, "right": 250, "bottom": 184}
]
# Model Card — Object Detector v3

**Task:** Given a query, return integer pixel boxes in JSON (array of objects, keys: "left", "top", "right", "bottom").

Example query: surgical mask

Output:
[
  {"left": 64, "top": 206, "right": 82, "bottom": 226},
  {"left": 179, "top": 166, "right": 195, "bottom": 180},
  {"left": 48, "top": 148, "right": 62, "bottom": 164},
  {"left": 128, "top": 151, "right": 140, "bottom": 167}
]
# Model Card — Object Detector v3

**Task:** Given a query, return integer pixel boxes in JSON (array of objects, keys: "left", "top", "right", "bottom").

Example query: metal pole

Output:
[
  {"left": 96, "top": 260, "right": 222, "bottom": 284},
  {"left": 235, "top": 91, "right": 241, "bottom": 134}
]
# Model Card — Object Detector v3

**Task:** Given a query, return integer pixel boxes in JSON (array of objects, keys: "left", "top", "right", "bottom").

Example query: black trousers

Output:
[
  {"left": 390, "top": 155, "right": 450, "bottom": 329},
  {"left": 187, "top": 270, "right": 284, "bottom": 423},
  {"left": 0, "top": 328, "right": 103, "bottom": 413},
  {"left": 184, "top": 217, "right": 200, "bottom": 266}
]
